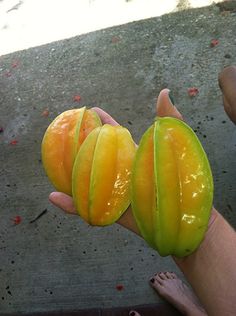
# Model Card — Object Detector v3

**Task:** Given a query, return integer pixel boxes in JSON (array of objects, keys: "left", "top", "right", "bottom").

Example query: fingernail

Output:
[
  {"left": 150, "top": 278, "right": 155, "bottom": 283},
  {"left": 168, "top": 91, "right": 175, "bottom": 105}
]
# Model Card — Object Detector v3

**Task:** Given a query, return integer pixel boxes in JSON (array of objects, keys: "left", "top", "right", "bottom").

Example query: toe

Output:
[
  {"left": 170, "top": 272, "right": 177, "bottom": 279},
  {"left": 129, "top": 310, "right": 141, "bottom": 316},
  {"left": 150, "top": 277, "right": 163, "bottom": 291},
  {"left": 150, "top": 275, "right": 162, "bottom": 286},
  {"left": 164, "top": 272, "right": 173, "bottom": 279},
  {"left": 158, "top": 272, "right": 168, "bottom": 280}
]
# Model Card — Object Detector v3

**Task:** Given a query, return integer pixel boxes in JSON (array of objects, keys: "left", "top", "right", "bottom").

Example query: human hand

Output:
[{"left": 49, "top": 89, "right": 183, "bottom": 234}]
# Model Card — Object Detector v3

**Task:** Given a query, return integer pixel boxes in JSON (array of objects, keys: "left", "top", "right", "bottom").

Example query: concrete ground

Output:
[
  {"left": 0, "top": 0, "right": 225, "bottom": 56},
  {"left": 0, "top": 1, "right": 236, "bottom": 314}
]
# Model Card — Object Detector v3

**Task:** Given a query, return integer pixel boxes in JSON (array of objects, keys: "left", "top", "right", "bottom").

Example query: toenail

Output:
[{"left": 150, "top": 278, "right": 155, "bottom": 283}]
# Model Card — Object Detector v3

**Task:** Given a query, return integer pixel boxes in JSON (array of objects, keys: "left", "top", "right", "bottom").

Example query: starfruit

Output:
[
  {"left": 41, "top": 107, "right": 102, "bottom": 195},
  {"left": 131, "top": 117, "right": 213, "bottom": 257},
  {"left": 72, "top": 124, "right": 136, "bottom": 226}
]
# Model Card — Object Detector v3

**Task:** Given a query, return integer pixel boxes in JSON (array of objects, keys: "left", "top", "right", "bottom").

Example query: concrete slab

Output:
[{"left": 0, "top": 2, "right": 236, "bottom": 314}]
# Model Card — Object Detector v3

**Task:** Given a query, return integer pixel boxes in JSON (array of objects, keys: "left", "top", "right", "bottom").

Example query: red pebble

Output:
[
  {"left": 4, "top": 71, "right": 12, "bottom": 77},
  {"left": 111, "top": 36, "right": 120, "bottom": 43},
  {"left": 73, "top": 95, "right": 81, "bottom": 102},
  {"left": 188, "top": 87, "right": 199, "bottom": 97},
  {"left": 41, "top": 109, "right": 49, "bottom": 117},
  {"left": 12, "top": 216, "right": 22, "bottom": 225},
  {"left": 10, "top": 140, "right": 18, "bottom": 145},
  {"left": 11, "top": 60, "right": 20, "bottom": 68},
  {"left": 116, "top": 284, "right": 124, "bottom": 291},
  {"left": 210, "top": 39, "right": 219, "bottom": 47}
]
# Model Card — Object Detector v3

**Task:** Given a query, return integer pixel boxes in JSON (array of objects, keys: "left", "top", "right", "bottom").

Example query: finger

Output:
[
  {"left": 49, "top": 192, "right": 77, "bottom": 215},
  {"left": 156, "top": 89, "right": 183, "bottom": 120},
  {"left": 91, "top": 107, "right": 120, "bottom": 126}
]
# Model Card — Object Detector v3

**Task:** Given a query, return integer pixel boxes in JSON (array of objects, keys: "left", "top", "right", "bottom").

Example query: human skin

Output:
[
  {"left": 218, "top": 66, "right": 236, "bottom": 124},
  {"left": 49, "top": 89, "right": 236, "bottom": 316}
]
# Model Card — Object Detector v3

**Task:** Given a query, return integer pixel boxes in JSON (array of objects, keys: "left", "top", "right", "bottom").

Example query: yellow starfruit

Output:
[
  {"left": 131, "top": 117, "right": 213, "bottom": 257},
  {"left": 72, "top": 124, "right": 136, "bottom": 226},
  {"left": 41, "top": 107, "right": 102, "bottom": 195}
]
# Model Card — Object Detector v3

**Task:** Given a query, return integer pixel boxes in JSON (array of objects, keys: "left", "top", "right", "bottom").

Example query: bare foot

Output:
[
  {"left": 149, "top": 272, "right": 207, "bottom": 316},
  {"left": 218, "top": 66, "right": 236, "bottom": 124}
]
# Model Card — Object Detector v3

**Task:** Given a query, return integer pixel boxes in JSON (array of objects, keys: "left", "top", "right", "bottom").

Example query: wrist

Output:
[
  {"left": 173, "top": 207, "right": 221, "bottom": 265},
  {"left": 117, "top": 205, "right": 141, "bottom": 235}
]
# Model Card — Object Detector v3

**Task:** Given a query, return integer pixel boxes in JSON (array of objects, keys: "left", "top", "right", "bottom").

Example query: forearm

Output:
[
  {"left": 174, "top": 208, "right": 236, "bottom": 315},
  {"left": 117, "top": 206, "right": 140, "bottom": 235},
  {"left": 117, "top": 207, "right": 236, "bottom": 315}
]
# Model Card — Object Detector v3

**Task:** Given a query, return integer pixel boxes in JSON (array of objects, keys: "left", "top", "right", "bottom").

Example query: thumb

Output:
[
  {"left": 49, "top": 192, "right": 77, "bottom": 215},
  {"left": 156, "top": 89, "right": 183, "bottom": 120}
]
